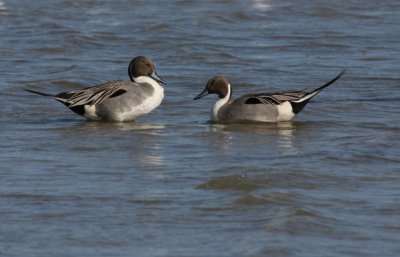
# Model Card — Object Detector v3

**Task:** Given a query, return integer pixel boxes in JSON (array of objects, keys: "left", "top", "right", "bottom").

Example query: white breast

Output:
[{"left": 118, "top": 76, "right": 164, "bottom": 121}]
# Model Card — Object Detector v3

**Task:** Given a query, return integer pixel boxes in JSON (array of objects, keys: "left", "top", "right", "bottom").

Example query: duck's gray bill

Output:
[
  {"left": 193, "top": 88, "right": 209, "bottom": 100},
  {"left": 151, "top": 71, "right": 167, "bottom": 84}
]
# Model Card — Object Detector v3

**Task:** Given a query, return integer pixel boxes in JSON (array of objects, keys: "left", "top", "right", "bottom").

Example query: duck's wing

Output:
[
  {"left": 53, "top": 80, "right": 129, "bottom": 107},
  {"left": 235, "top": 70, "right": 345, "bottom": 114},
  {"left": 235, "top": 90, "right": 307, "bottom": 106}
]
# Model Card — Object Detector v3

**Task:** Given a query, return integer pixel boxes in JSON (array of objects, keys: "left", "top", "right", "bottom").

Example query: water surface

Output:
[{"left": 1, "top": 1, "right": 400, "bottom": 256}]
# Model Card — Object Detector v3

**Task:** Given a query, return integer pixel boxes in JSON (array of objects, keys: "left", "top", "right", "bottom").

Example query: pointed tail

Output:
[
  {"left": 294, "top": 70, "right": 346, "bottom": 103},
  {"left": 24, "top": 88, "right": 54, "bottom": 97},
  {"left": 290, "top": 70, "right": 345, "bottom": 114}
]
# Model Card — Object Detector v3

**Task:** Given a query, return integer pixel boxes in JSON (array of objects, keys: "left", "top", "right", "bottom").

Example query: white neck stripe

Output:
[{"left": 211, "top": 83, "right": 231, "bottom": 121}]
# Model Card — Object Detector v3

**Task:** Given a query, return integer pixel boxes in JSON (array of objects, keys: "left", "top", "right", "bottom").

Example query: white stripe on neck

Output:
[
  {"left": 210, "top": 83, "right": 231, "bottom": 122},
  {"left": 134, "top": 76, "right": 162, "bottom": 89}
]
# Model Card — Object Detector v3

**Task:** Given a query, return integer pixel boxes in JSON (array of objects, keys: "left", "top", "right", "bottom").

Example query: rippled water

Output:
[{"left": 1, "top": 0, "right": 400, "bottom": 256}]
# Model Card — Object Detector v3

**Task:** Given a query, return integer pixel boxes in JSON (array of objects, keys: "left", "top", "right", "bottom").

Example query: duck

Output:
[
  {"left": 25, "top": 56, "right": 166, "bottom": 122},
  {"left": 193, "top": 70, "right": 345, "bottom": 123}
]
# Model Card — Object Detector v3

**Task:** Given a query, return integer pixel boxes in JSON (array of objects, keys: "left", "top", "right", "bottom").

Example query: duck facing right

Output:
[{"left": 193, "top": 70, "right": 345, "bottom": 123}]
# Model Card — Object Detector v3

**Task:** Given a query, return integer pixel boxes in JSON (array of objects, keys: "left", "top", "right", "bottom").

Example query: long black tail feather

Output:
[
  {"left": 309, "top": 69, "right": 346, "bottom": 95},
  {"left": 290, "top": 70, "right": 346, "bottom": 114},
  {"left": 24, "top": 88, "right": 54, "bottom": 97}
]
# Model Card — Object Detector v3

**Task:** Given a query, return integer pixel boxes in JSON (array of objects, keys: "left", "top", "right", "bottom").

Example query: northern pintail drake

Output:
[
  {"left": 194, "top": 70, "right": 345, "bottom": 123},
  {"left": 25, "top": 56, "right": 166, "bottom": 122}
]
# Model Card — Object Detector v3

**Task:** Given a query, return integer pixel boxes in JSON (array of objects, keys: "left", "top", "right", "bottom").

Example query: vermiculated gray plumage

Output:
[
  {"left": 24, "top": 56, "right": 165, "bottom": 121},
  {"left": 194, "top": 70, "right": 345, "bottom": 122}
]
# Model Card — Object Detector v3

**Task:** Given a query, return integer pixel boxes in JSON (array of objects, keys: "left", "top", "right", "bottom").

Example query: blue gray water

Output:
[{"left": 1, "top": 0, "right": 400, "bottom": 256}]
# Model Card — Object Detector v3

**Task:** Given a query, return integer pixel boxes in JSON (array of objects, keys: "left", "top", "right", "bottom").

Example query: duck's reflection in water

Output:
[
  {"left": 57, "top": 121, "right": 166, "bottom": 167},
  {"left": 61, "top": 121, "right": 166, "bottom": 132},
  {"left": 210, "top": 121, "right": 298, "bottom": 154}
]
